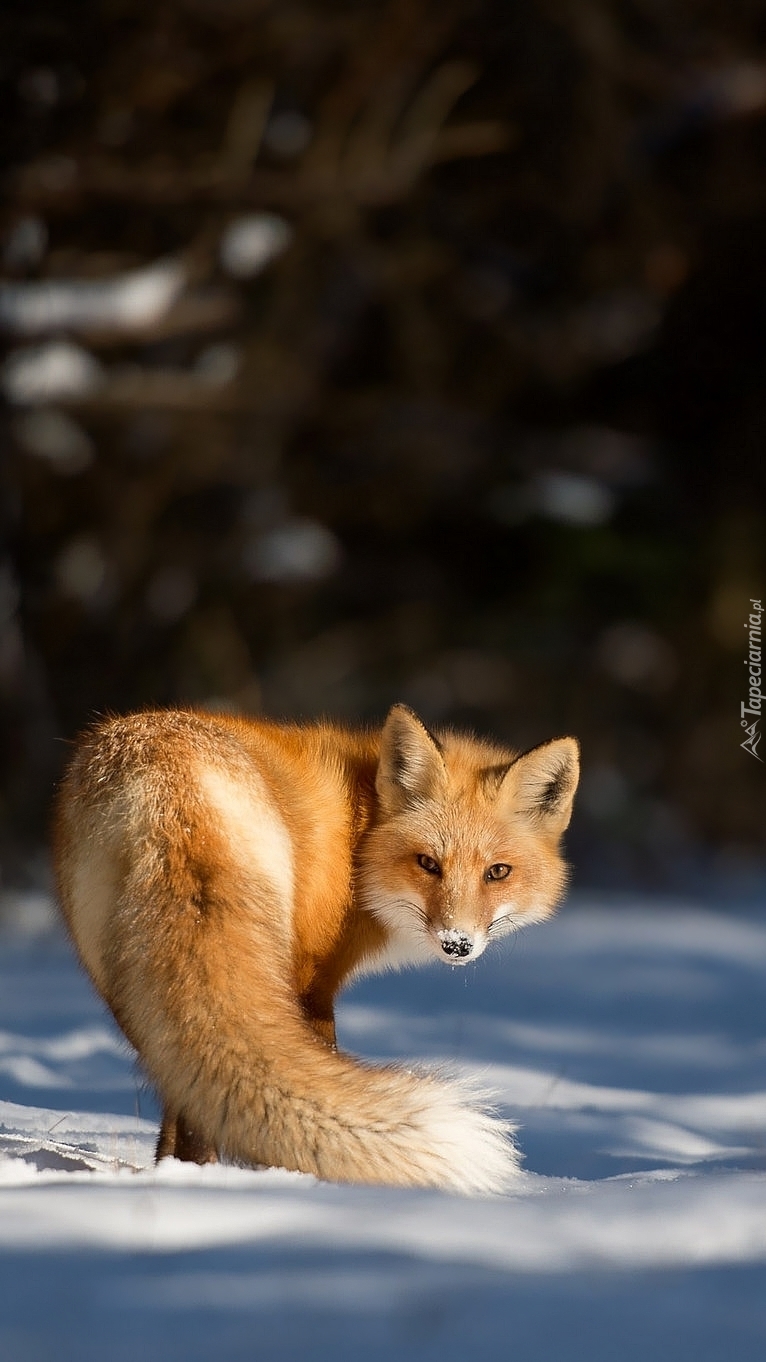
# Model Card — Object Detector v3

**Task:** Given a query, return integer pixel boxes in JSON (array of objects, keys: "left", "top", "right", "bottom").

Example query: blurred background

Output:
[{"left": 1, "top": 0, "right": 764, "bottom": 901}]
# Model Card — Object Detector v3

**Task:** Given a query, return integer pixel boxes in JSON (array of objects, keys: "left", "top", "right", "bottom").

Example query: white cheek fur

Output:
[
  {"left": 492, "top": 898, "right": 555, "bottom": 930},
  {"left": 357, "top": 891, "right": 435, "bottom": 975},
  {"left": 492, "top": 900, "right": 516, "bottom": 924}
]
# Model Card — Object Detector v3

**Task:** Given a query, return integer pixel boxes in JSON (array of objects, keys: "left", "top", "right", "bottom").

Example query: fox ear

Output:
[
  {"left": 498, "top": 737, "right": 580, "bottom": 835},
  {"left": 376, "top": 704, "right": 447, "bottom": 812}
]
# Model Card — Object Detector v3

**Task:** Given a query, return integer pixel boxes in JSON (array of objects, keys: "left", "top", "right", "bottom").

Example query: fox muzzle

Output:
[{"left": 437, "top": 929, "right": 474, "bottom": 960}]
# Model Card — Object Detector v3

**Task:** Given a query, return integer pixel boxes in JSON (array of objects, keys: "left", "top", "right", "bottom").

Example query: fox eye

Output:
[
  {"left": 485, "top": 863, "right": 512, "bottom": 882},
  {"left": 416, "top": 854, "right": 441, "bottom": 876}
]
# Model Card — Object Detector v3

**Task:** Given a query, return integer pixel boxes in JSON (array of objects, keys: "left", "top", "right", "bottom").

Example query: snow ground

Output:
[{"left": 1, "top": 896, "right": 765, "bottom": 1361}]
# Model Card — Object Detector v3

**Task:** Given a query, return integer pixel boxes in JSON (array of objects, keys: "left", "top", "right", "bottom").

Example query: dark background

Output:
[{"left": 1, "top": 0, "right": 764, "bottom": 897}]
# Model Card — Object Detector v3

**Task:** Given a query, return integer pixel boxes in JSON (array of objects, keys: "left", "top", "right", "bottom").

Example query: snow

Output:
[
  {"left": 0, "top": 259, "right": 185, "bottom": 336},
  {"left": 1, "top": 896, "right": 765, "bottom": 1359}
]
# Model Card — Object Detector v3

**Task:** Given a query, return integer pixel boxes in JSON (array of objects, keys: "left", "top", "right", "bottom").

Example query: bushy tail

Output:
[
  {"left": 170, "top": 1020, "right": 518, "bottom": 1195},
  {"left": 120, "top": 869, "right": 519, "bottom": 1195},
  {"left": 225, "top": 1039, "right": 519, "bottom": 1195}
]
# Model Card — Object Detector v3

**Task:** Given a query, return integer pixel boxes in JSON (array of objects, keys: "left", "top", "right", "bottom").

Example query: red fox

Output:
[{"left": 53, "top": 703, "right": 579, "bottom": 1194}]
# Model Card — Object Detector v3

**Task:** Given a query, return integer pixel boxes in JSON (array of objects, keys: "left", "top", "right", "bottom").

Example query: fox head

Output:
[{"left": 359, "top": 704, "right": 579, "bottom": 966}]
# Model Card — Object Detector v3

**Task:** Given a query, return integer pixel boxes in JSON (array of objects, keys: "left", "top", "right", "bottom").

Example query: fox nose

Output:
[{"left": 438, "top": 930, "right": 474, "bottom": 959}]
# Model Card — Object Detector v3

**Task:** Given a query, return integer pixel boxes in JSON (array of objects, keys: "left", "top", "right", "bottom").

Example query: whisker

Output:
[
  {"left": 392, "top": 899, "right": 430, "bottom": 928},
  {"left": 362, "top": 892, "right": 430, "bottom": 934},
  {"left": 488, "top": 914, "right": 517, "bottom": 936}
]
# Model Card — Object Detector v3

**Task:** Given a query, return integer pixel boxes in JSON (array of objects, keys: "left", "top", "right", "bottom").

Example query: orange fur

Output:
[{"left": 52, "top": 703, "right": 579, "bottom": 1193}]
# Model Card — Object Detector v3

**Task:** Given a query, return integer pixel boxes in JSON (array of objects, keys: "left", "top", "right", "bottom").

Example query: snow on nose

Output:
[{"left": 438, "top": 929, "right": 474, "bottom": 959}]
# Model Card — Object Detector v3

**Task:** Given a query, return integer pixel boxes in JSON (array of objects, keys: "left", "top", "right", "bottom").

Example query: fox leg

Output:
[
  {"left": 156, "top": 1109, "right": 177, "bottom": 1160},
  {"left": 155, "top": 1108, "right": 218, "bottom": 1165}
]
